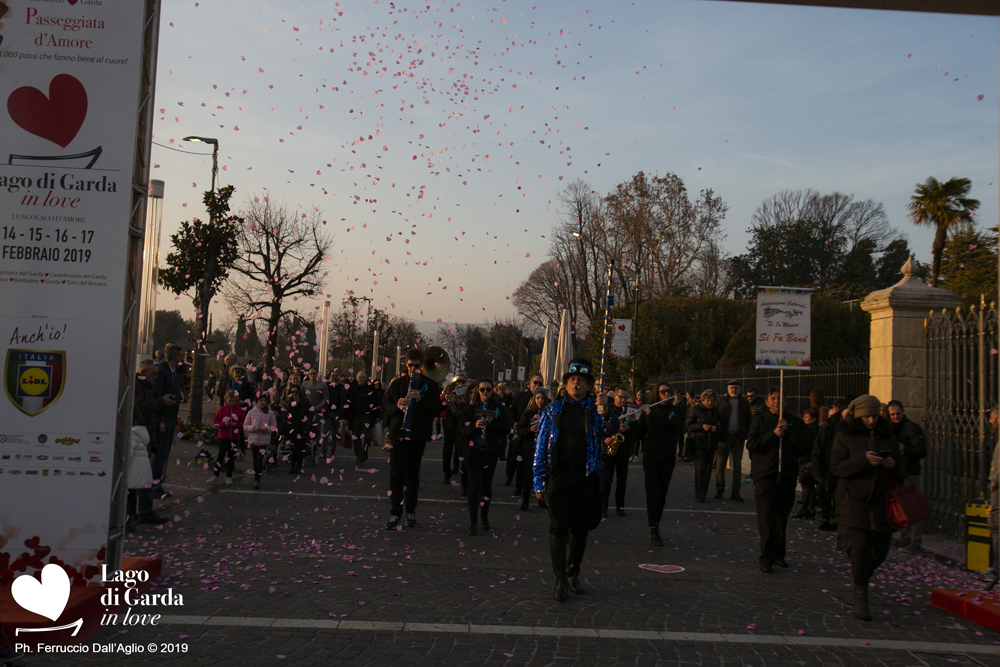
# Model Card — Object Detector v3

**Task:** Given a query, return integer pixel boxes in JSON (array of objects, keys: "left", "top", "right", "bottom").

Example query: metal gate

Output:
[{"left": 924, "top": 301, "right": 997, "bottom": 537}]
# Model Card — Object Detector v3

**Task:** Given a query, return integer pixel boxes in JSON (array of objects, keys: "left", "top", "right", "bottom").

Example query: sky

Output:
[{"left": 150, "top": 0, "right": 1000, "bottom": 335}]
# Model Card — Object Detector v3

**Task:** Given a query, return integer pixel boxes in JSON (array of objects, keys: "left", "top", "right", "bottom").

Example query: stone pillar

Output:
[{"left": 860, "top": 257, "right": 960, "bottom": 426}]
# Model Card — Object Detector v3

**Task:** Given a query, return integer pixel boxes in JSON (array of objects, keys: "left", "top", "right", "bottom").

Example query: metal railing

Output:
[
  {"left": 648, "top": 357, "right": 870, "bottom": 418},
  {"left": 925, "top": 302, "right": 997, "bottom": 537}
]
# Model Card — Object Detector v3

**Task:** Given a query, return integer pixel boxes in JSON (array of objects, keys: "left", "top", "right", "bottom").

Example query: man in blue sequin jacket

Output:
[{"left": 532, "top": 358, "right": 619, "bottom": 602}]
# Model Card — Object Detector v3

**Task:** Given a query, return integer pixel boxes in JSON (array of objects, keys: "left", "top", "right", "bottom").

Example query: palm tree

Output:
[{"left": 907, "top": 176, "right": 980, "bottom": 287}]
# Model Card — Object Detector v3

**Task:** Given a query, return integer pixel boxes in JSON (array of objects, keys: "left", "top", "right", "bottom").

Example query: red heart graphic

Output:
[
  {"left": 638, "top": 563, "right": 685, "bottom": 574},
  {"left": 7, "top": 74, "right": 88, "bottom": 148},
  {"left": 617, "top": 324, "right": 626, "bottom": 331},
  {"left": 8, "top": 278, "right": 12, "bottom": 282},
  {"left": 40, "top": 280, "right": 44, "bottom": 283},
  {"left": 61, "top": 281, "right": 66, "bottom": 284},
  {"left": 23, "top": 536, "right": 40, "bottom": 549},
  {"left": 66, "top": 0, "right": 78, "bottom": 4},
  {"left": 44, "top": 273, "right": 49, "bottom": 276}
]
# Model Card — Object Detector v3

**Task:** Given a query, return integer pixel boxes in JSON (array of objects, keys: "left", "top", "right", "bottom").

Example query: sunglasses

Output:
[
  {"left": 531, "top": 380, "right": 542, "bottom": 385},
  {"left": 406, "top": 363, "right": 420, "bottom": 369},
  {"left": 567, "top": 362, "right": 590, "bottom": 374},
  {"left": 479, "top": 387, "right": 493, "bottom": 393},
  {"left": 658, "top": 389, "right": 670, "bottom": 394}
]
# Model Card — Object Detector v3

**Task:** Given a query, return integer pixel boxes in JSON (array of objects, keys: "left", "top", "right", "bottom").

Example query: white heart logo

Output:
[{"left": 11, "top": 564, "right": 71, "bottom": 622}]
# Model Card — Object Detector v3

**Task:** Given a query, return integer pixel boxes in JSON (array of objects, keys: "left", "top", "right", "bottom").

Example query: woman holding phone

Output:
[{"left": 831, "top": 394, "right": 905, "bottom": 622}]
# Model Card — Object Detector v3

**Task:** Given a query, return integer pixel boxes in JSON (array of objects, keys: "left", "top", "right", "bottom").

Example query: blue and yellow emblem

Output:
[{"left": 4, "top": 349, "right": 66, "bottom": 417}]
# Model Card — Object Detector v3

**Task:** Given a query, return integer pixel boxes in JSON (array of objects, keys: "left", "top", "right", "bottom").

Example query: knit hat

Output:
[{"left": 849, "top": 394, "right": 881, "bottom": 418}]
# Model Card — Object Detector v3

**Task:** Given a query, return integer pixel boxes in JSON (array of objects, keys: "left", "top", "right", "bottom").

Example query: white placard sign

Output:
[
  {"left": 611, "top": 318, "right": 632, "bottom": 358},
  {"left": 0, "top": 2, "right": 149, "bottom": 580},
  {"left": 755, "top": 287, "right": 812, "bottom": 370},
  {"left": 516, "top": 366, "right": 525, "bottom": 382}
]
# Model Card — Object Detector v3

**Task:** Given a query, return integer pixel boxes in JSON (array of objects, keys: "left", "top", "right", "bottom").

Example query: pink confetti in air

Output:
[
  {"left": 746, "top": 624, "right": 755, "bottom": 630},
  {"left": 797, "top": 630, "right": 805, "bottom": 636},
  {"left": 196, "top": 496, "right": 204, "bottom": 503},
  {"left": 977, "top": 94, "right": 985, "bottom": 101}
]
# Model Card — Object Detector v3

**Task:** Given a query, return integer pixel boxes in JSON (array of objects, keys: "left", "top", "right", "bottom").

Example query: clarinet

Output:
[{"left": 400, "top": 370, "right": 422, "bottom": 442}]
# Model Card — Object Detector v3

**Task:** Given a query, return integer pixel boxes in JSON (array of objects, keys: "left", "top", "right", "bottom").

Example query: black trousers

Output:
[
  {"left": 643, "top": 455, "right": 676, "bottom": 527},
  {"left": 843, "top": 527, "right": 892, "bottom": 586},
  {"left": 602, "top": 451, "right": 630, "bottom": 510},
  {"left": 715, "top": 439, "right": 744, "bottom": 494},
  {"left": 817, "top": 476, "right": 838, "bottom": 521},
  {"left": 441, "top": 426, "right": 460, "bottom": 477},
  {"left": 546, "top": 467, "right": 599, "bottom": 538},
  {"left": 693, "top": 447, "right": 714, "bottom": 501},
  {"left": 505, "top": 437, "right": 523, "bottom": 487},
  {"left": 214, "top": 438, "right": 238, "bottom": 477},
  {"left": 389, "top": 440, "right": 427, "bottom": 517},
  {"left": 754, "top": 478, "right": 796, "bottom": 565},
  {"left": 250, "top": 444, "right": 267, "bottom": 481},
  {"left": 463, "top": 447, "right": 498, "bottom": 522}
]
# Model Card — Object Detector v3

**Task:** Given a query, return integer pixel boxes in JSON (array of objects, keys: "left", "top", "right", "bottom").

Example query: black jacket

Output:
[
  {"left": 153, "top": 361, "right": 183, "bottom": 419},
  {"left": 717, "top": 394, "right": 752, "bottom": 444},
  {"left": 608, "top": 404, "right": 646, "bottom": 458},
  {"left": 384, "top": 373, "right": 443, "bottom": 444},
  {"left": 348, "top": 381, "right": 379, "bottom": 420},
  {"left": 685, "top": 403, "right": 720, "bottom": 451},
  {"left": 892, "top": 416, "right": 927, "bottom": 476},
  {"left": 831, "top": 414, "right": 905, "bottom": 532},
  {"left": 811, "top": 412, "right": 845, "bottom": 482},
  {"left": 640, "top": 403, "right": 676, "bottom": 463},
  {"left": 746, "top": 410, "right": 807, "bottom": 485},
  {"left": 459, "top": 398, "right": 511, "bottom": 458},
  {"left": 133, "top": 375, "right": 169, "bottom": 451}
]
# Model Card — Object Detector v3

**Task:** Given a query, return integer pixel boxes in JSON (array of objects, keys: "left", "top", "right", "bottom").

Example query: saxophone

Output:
[{"left": 605, "top": 407, "right": 631, "bottom": 456}]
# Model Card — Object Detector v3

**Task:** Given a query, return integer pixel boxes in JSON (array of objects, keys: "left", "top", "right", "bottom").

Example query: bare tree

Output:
[{"left": 226, "top": 197, "right": 332, "bottom": 383}]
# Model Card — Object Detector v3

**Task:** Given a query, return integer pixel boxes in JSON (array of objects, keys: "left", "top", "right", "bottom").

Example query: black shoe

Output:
[
  {"left": 854, "top": 585, "right": 872, "bottom": 621},
  {"left": 520, "top": 501, "right": 530, "bottom": 511},
  {"left": 616, "top": 508, "right": 626, "bottom": 517},
  {"left": 774, "top": 558, "right": 789, "bottom": 568},
  {"left": 383, "top": 516, "right": 401, "bottom": 531},
  {"left": 697, "top": 498, "right": 706, "bottom": 503},
  {"left": 512, "top": 488, "right": 523, "bottom": 498},
  {"left": 601, "top": 508, "right": 608, "bottom": 519},
  {"left": 442, "top": 475, "right": 452, "bottom": 485},
  {"left": 714, "top": 488, "right": 725, "bottom": 500},
  {"left": 650, "top": 526, "right": 663, "bottom": 547},
  {"left": 467, "top": 524, "right": 478, "bottom": 536},
  {"left": 538, "top": 499, "right": 548, "bottom": 510},
  {"left": 759, "top": 561, "right": 773, "bottom": 574},
  {"left": 405, "top": 513, "right": 418, "bottom": 528},
  {"left": 818, "top": 521, "right": 835, "bottom": 531},
  {"left": 730, "top": 494, "right": 744, "bottom": 503},
  {"left": 481, "top": 517, "right": 491, "bottom": 531},
  {"left": 137, "top": 514, "right": 169, "bottom": 525},
  {"left": 504, "top": 475, "right": 513, "bottom": 486},
  {"left": 567, "top": 574, "right": 584, "bottom": 595},
  {"left": 553, "top": 577, "right": 568, "bottom": 602}
]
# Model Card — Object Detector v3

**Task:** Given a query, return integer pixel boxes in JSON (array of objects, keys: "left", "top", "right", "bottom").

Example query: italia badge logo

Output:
[{"left": 4, "top": 350, "right": 66, "bottom": 417}]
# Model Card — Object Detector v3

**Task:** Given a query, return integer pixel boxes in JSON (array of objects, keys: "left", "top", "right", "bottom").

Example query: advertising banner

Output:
[
  {"left": 755, "top": 287, "right": 812, "bottom": 370},
  {"left": 0, "top": 1, "right": 148, "bottom": 581},
  {"left": 611, "top": 318, "right": 632, "bottom": 359}
]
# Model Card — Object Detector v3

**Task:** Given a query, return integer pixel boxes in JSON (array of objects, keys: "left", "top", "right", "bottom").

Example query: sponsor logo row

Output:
[{"left": 0, "top": 469, "right": 107, "bottom": 477}]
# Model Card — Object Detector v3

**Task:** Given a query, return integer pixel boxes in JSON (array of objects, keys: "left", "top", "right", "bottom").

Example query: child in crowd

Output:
[
  {"left": 210, "top": 390, "right": 245, "bottom": 486},
  {"left": 244, "top": 395, "right": 278, "bottom": 490}
]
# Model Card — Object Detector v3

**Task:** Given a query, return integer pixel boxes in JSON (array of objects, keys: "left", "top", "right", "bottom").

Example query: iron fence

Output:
[
  {"left": 648, "top": 357, "right": 870, "bottom": 418},
  {"left": 925, "top": 303, "right": 997, "bottom": 537}
]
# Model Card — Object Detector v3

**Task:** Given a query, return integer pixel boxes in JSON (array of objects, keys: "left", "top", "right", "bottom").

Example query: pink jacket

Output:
[
  {"left": 214, "top": 404, "right": 246, "bottom": 440},
  {"left": 244, "top": 407, "right": 278, "bottom": 446}
]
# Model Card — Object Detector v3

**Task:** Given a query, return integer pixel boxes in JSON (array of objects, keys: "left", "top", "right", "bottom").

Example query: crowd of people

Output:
[{"left": 126, "top": 344, "right": 999, "bottom": 621}]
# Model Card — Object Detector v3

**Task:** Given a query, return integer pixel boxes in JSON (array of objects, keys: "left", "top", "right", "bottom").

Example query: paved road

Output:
[{"left": 36, "top": 422, "right": 1000, "bottom": 667}]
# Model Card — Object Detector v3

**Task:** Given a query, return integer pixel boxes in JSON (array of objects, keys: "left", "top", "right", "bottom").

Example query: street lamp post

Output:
[
  {"left": 181, "top": 135, "right": 220, "bottom": 357},
  {"left": 182, "top": 135, "right": 219, "bottom": 195}
]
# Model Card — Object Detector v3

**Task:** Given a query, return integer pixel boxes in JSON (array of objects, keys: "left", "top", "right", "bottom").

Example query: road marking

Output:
[
  {"left": 156, "top": 615, "right": 998, "bottom": 654},
  {"left": 225, "top": 489, "right": 756, "bottom": 515}
]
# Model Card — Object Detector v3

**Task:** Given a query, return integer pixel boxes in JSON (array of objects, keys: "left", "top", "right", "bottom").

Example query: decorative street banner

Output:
[
  {"left": 611, "top": 318, "right": 632, "bottom": 359},
  {"left": 755, "top": 287, "right": 812, "bottom": 370},
  {"left": 0, "top": 2, "right": 148, "bottom": 584}
]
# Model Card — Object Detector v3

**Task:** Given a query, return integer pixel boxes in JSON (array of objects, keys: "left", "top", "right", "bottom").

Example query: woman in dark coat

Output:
[
  {"left": 685, "top": 389, "right": 721, "bottom": 503},
  {"left": 458, "top": 380, "right": 510, "bottom": 535},
  {"left": 280, "top": 385, "right": 313, "bottom": 474},
  {"left": 516, "top": 389, "right": 551, "bottom": 511},
  {"left": 830, "top": 394, "right": 905, "bottom": 622},
  {"left": 639, "top": 383, "right": 682, "bottom": 545}
]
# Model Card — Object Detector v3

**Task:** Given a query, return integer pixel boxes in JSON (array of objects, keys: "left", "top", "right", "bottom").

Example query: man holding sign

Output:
[{"left": 747, "top": 388, "right": 807, "bottom": 573}]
